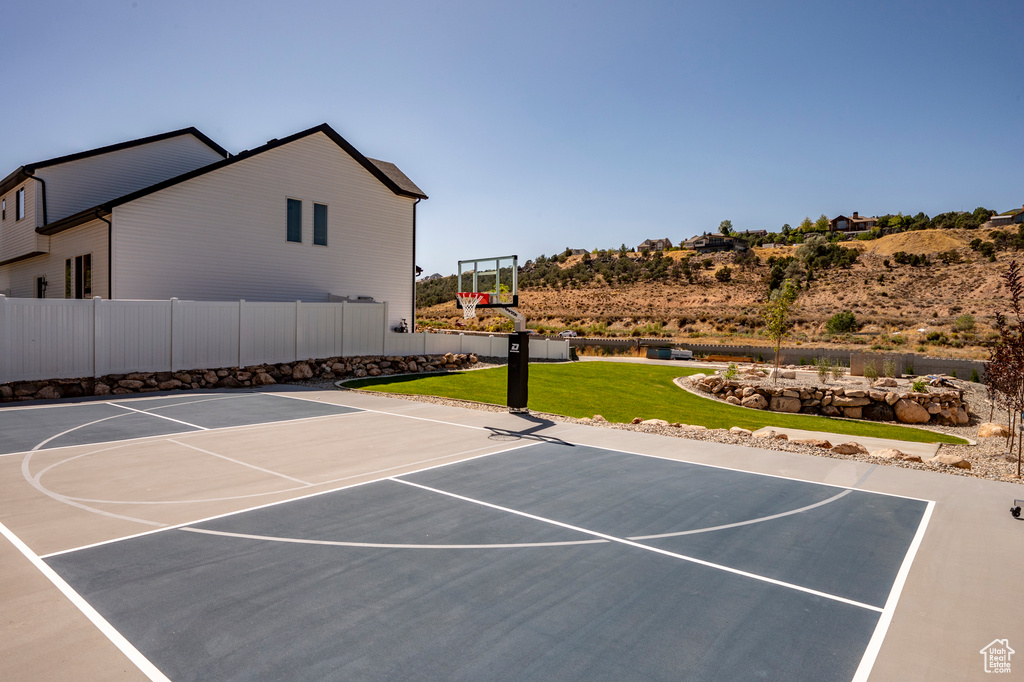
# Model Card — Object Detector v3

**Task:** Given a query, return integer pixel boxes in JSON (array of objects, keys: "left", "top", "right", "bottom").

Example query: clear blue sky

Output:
[{"left": 3, "top": 1, "right": 1021, "bottom": 276}]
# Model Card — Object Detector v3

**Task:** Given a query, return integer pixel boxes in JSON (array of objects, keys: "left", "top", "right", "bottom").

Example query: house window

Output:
[
  {"left": 286, "top": 198, "right": 302, "bottom": 243},
  {"left": 2, "top": 197, "right": 5, "bottom": 220},
  {"left": 35, "top": 276, "right": 47, "bottom": 299},
  {"left": 65, "top": 254, "right": 92, "bottom": 298},
  {"left": 16, "top": 188, "right": 25, "bottom": 220},
  {"left": 313, "top": 203, "right": 328, "bottom": 246}
]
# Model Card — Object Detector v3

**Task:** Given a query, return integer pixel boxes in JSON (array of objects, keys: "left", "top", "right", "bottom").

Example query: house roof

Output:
[
  {"left": 37, "top": 123, "right": 427, "bottom": 236},
  {"left": 0, "top": 127, "right": 229, "bottom": 197}
]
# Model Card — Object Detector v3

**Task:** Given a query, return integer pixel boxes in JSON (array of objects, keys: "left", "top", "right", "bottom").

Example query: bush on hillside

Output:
[{"left": 825, "top": 311, "right": 859, "bottom": 334}]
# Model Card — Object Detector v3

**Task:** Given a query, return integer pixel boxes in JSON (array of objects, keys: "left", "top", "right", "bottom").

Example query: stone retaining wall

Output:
[
  {"left": 690, "top": 373, "right": 969, "bottom": 426},
  {"left": 0, "top": 353, "right": 478, "bottom": 403}
]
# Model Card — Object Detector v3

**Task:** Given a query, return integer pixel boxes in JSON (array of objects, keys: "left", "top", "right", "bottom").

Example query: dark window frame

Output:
[
  {"left": 313, "top": 203, "right": 328, "bottom": 246},
  {"left": 286, "top": 198, "right": 302, "bottom": 243}
]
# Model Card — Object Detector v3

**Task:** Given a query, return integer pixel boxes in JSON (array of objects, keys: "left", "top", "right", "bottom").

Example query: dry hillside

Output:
[{"left": 419, "top": 228, "right": 1019, "bottom": 359}]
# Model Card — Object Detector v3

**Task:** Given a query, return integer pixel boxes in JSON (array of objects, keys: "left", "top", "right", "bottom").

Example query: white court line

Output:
[
  {"left": 42, "top": 441, "right": 540, "bottom": 558},
  {"left": 0, "top": 520, "right": 170, "bottom": 682},
  {"left": 175, "top": 487, "right": 857, "bottom": 551},
  {"left": 629, "top": 489, "right": 852, "bottom": 540},
  {"left": 167, "top": 439, "right": 313, "bottom": 485},
  {"left": 572, "top": 441, "right": 934, "bottom": 504},
  {"left": 260, "top": 391, "right": 491, "bottom": 432},
  {"left": 180, "top": 526, "right": 606, "bottom": 549},
  {"left": 53, "top": 439, "right": 506, "bottom": 506},
  {"left": 851, "top": 499, "right": 936, "bottom": 681},
  {"left": 394, "top": 478, "right": 884, "bottom": 613},
  {"left": 0, "top": 410, "right": 366, "bottom": 459},
  {"left": 27, "top": 412, "right": 130, "bottom": 452},
  {"left": 107, "top": 401, "right": 209, "bottom": 431}
]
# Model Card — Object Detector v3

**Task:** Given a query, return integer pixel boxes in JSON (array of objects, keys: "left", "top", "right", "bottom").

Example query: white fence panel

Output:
[
  {"left": 97, "top": 299, "right": 172, "bottom": 375},
  {"left": 299, "top": 303, "right": 343, "bottom": 361},
  {"left": 2, "top": 298, "right": 94, "bottom": 381},
  {"left": 342, "top": 303, "right": 385, "bottom": 356},
  {"left": 239, "top": 301, "right": 296, "bottom": 366},
  {"left": 175, "top": 301, "right": 239, "bottom": 371},
  {"left": 384, "top": 332, "right": 427, "bottom": 356},
  {"left": 529, "top": 337, "right": 569, "bottom": 360}
]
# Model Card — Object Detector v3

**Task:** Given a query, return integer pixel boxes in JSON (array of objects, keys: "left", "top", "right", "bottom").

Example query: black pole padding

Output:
[{"left": 507, "top": 331, "right": 530, "bottom": 412}]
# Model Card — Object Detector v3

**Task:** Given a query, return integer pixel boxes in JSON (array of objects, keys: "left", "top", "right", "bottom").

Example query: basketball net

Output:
[{"left": 456, "top": 292, "right": 480, "bottom": 319}]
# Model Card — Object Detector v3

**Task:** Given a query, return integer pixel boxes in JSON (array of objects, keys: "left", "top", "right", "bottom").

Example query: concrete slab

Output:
[
  {"left": 751, "top": 426, "right": 942, "bottom": 458},
  {"left": 1, "top": 386, "right": 1022, "bottom": 681}
]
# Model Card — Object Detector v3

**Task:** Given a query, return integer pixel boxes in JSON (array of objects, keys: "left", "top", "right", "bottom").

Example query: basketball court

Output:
[{"left": 2, "top": 385, "right": 1020, "bottom": 681}]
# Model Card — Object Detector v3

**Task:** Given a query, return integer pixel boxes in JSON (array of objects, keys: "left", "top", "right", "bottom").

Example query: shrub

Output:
[
  {"left": 954, "top": 313, "right": 975, "bottom": 332},
  {"left": 714, "top": 266, "right": 733, "bottom": 282},
  {"left": 830, "top": 359, "right": 845, "bottom": 381},
  {"left": 825, "top": 311, "right": 859, "bottom": 334},
  {"left": 950, "top": 369, "right": 957, "bottom": 378},
  {"left": 970, "top": 368, "right": 980, "bottom": 383},
  {"left": 814, "top": 357, "right": 830, "bottom": 383},
  {"left": 723, "top": 362, "right": 738, "bottom": 380},
  {"left": 906, "top": 363, "right": 915, "bottom": 375},
  {"left": 911, "top": 378, "right": 928, "bottom": 392},
  {"left": 863, "top": 360, "right": 879, "bottom": 380},
  {"left": 883, "top": 356, "right": 897, "bottom": 378}
]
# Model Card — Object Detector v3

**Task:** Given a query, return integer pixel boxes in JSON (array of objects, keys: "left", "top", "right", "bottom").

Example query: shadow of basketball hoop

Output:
[{"left": 485, "top": 414, "right": 574, "bottom": 446}]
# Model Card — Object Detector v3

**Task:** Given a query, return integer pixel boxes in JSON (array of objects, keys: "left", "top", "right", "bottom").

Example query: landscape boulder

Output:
[
  {"left": 926, "top": 454, "right": 971, "bottom": 470},
  {"left": 872, "top": 378, "right": 898, "bottom": 388},
  {"left": 769, "top": 396, "right": 802, "bottom": 413},
  {"left": 729, "top": 427, "right": 752, "bottom": 437},
  {"left": 893, "top": 399, "right": 931, "bottom": 424},
  {"left": 832, "top": 442, "right": 869, "bottom": 455},
  {"left": 861, "top": 402, "right": 895, "bottom": 422},
  {"left": 790, "top": 438, "right": 832, "bottom": 449},
  {"left": 978, "top": 422, "right": 1010, "bottom": 438},
  {"left": 741, "top": 394, "right": 768, "bottom": 410},
  {"left": 870, "top": 448, "right": 922, "bottom": 462}
]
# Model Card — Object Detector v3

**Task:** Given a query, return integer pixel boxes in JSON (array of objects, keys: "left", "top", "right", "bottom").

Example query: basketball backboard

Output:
[{"left": 456, "top": 255, "right": 518, "bottom": 309}]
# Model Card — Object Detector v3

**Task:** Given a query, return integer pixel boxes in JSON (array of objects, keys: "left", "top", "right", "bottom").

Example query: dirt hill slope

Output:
[{"left": 419, "top": 228, "right": 1018, "bottom": 358}]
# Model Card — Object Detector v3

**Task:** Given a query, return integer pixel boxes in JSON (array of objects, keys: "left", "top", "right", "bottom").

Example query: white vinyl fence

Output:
[
  {"left": 0, "top": 296, "right": 570, "bottom": 383},
  {"left": 384, "top": 333, "right": 570, "bottom": 362}
]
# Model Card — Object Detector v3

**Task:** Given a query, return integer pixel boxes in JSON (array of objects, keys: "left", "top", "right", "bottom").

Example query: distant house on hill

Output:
[
  {"left": 829, "top": 212, "right": 877, "bottom": 237},
  {"left": 682, "top": 233, "right": 746, "bottom": 253},
  {"left": 637, "top": 238, "right": 672, "bottom": 252},
  {"left": 983, "top": 205, "right": 1024, "bottom": 228},
  {"left": 568, "top": 248, "right": 588, "bottom": 256}
]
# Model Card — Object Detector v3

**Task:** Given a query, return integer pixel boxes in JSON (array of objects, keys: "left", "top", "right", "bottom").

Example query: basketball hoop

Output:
[{"left": 456, "top": 292, "right": 481, "bottom": 319}]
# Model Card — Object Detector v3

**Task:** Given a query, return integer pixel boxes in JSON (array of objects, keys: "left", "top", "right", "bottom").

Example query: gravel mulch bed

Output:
[{"left": 303, "top": 363, "right": 1024, "bottom": 486}]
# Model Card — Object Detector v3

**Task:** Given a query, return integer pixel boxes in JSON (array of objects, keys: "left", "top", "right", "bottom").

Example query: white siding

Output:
[
  {"left": 0, "top": 181, "right": 47, "bottom": 262},
  {"left": 112, "top": 132, "right": 416, "bottom": 328},
  {"left": 36, "top": 135, "right": 225, "bottom": 223},
  {"left": 0, "top": 220, "right": 107, "bottom": 298}
]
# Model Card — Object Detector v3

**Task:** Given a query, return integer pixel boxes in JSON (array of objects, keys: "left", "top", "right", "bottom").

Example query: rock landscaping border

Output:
[
  {"left": 688, "top": 368, "right": 969, "bottom": 427},
  {"left": 0, "top": 353, "right": 479, "bottom": 402}
]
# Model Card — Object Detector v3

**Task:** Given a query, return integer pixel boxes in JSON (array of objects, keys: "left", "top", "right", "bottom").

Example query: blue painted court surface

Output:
[
  {"left": 0, "top": 392, "right": 360, "bottom": 455},
  {"left": 41, "top": 432, "right": 928, "bottom": 681}
]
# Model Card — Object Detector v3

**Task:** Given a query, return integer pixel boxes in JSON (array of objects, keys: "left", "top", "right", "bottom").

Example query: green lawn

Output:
[{"left": 345, "top": 361, "right": 967, "bottom": 445}]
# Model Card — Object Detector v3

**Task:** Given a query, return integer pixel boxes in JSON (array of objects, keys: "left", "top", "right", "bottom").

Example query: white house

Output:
[{"left": 0, "top": 123, "right": 426, "bottom": 330}]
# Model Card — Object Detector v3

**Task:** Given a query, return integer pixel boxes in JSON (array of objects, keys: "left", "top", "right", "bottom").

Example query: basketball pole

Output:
[{"left": 499, "top": 308, "right": 529, "bottom": 414}]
